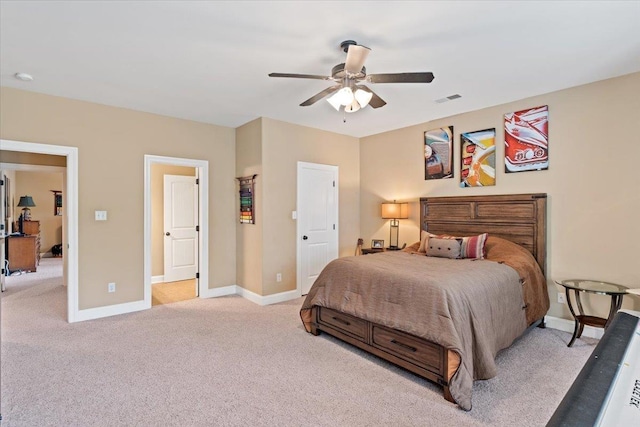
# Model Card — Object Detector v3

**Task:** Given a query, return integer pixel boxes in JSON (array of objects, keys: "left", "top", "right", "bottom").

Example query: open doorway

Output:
[
  {"left": 143, "top": 155, "right": 209, "bottom": 308},
  {"left": 1, "top": 167, "right": 65, "bottom": 307},
  {"left": 0, "top": 139, "right": 78, "bottom": 322}
]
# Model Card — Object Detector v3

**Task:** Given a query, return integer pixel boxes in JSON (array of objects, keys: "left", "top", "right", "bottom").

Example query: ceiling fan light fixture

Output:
[
  {"left": 345, "top": 99, "right": 361, "bottom": 113},
  {"left": 327, "top": 93, "right": 342, "bottom": 111},
  {"left": 354, "top": 88, "right": 373, "bottom": 108},
  {"left": 335, "top": 86, "right": 354, "bottom": 106}
]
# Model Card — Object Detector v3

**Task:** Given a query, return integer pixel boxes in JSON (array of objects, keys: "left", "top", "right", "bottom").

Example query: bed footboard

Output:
[{"left": 310, "top": 305, "right": 455, "bottom": 404}]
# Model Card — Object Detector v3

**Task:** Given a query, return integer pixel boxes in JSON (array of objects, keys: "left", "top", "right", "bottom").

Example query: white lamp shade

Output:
[
  {"left": 327, "top": 93, "right": 342, "bottom": 111},
  {"left": 335, "top": 87, "right": 354, "bottom": 106},
  {"left": 354, "top": 88, "right": 373, "bottom": 108}
]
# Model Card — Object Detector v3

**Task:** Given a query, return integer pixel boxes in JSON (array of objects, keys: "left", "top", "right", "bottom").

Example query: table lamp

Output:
[
  {"left": 17, "top": 195, "right": 36, "bottom": 220},
  {"left": 381, "top": 200, "right": 409, "bottom": 249}
]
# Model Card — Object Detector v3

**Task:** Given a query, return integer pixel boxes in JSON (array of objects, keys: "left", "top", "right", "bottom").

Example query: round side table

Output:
[{"left": 554, "top": 279, "right": 628, "bottom": 347}]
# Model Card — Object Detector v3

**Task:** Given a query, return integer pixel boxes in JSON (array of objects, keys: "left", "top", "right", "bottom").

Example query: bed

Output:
[{"left": 300, "top": 193, "right": 549, "bottom": 410}]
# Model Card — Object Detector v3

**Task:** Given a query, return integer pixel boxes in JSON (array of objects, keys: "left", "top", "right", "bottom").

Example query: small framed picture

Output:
[{"left": 371, "top": 239, "right": 384, "bottom": 249}]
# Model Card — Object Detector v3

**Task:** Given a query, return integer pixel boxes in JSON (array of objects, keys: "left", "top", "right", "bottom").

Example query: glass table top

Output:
[{"left": 555, "top": 279, "right": 629, "bottom": 295}]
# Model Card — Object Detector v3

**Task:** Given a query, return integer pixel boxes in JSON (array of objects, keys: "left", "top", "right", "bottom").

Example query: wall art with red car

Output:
[
  {"left": 460, "top": 128, "right": 496, "bottom": 187},
  {"left": 424, "top": 126, "right": 454, "bottom": 180},
  {"left": 504, "top": 105, "right": 549, "bottom": 173}
]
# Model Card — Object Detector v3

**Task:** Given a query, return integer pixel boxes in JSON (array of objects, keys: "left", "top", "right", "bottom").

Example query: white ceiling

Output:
[{"left": 1, "top": 1, "right": 639, "bottom": 138}]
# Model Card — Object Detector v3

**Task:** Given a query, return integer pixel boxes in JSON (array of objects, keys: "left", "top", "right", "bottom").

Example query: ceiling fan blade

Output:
[
  {"left": 344, "top": 44, "right": 371, "bottom": 74},
  {"left": 300, "top": 84, "right": 342, "bottom": 106},
  {"left": 367, "top": 72, "right": 435, "bottom": 84},
  {"left": 269, "top": 73, "right": 331, "bottom": 80},
  {"left": 358, "top": 85, "right": 387, "bottom": 109}
]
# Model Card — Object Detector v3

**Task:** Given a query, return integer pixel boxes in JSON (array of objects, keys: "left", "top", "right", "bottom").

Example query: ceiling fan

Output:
[{"left": 269, "top": 40, "right": 434, "bottom": 113}]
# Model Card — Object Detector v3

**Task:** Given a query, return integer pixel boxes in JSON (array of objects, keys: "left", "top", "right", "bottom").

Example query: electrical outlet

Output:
[
  {"left": 557, "top": 293, "right": 566, "bottom": 304},
  {"left": 95, "top": 210, "right": 108, "bottom": 221},
  {"left": 276, "top": 273, "right": 282, "bottom": 282},
  {"left": 108, "top": 282, "right": 116, "bottom": 293}
]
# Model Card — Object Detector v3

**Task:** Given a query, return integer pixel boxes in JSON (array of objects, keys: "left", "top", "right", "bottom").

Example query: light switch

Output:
[{"left": 95, "top": 210, "right": 108, "bottom": 221}]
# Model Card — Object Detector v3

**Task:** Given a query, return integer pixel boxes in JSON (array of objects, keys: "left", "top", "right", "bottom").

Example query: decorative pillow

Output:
[
  {"left": 419, "top": 230, "right": 488, "bottom": 259},
  {"left": 418, "top": 230, "right": 438, "bottom": 253},
  {"left": 439, "top": 233, "right": 488, "bottom": 259},
  {"left": 458, "top": 233, "right": 488, "bottom": 259},
  {"left": 426, "top": 237, "right": 462, "bottom": 259}
]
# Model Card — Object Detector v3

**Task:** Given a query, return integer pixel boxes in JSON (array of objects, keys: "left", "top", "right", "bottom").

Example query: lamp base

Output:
[{"left": 22, "top": 208, "right": 32, "bottom": 221}]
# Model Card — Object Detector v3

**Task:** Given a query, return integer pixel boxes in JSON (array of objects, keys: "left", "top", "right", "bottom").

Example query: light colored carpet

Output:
[
  {"left": 1, "top": 263, "right": 597, "bottom": 426},
  {"left": 152, "top": 279, "right": 197, "bottom": 306}
]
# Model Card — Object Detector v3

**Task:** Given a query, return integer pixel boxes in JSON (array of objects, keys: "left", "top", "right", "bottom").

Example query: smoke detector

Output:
[{"left": 14, "top": 72, "right": 34, "bottom": 82}]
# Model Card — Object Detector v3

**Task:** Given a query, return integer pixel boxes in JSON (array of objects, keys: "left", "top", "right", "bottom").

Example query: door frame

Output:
[
  {"left": 144, "top": 155, "right": 208, "bottom": 308},
  {"left": 0, "top": 139, "right": 78, "bottom": 322},
  {"left": 296, "top": 161, "right": 339, "bottom": 295}
]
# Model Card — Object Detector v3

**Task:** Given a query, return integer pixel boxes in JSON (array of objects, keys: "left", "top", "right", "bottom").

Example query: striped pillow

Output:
[{"left": 451, "top": 233, "right": 488, "bottom": 259}]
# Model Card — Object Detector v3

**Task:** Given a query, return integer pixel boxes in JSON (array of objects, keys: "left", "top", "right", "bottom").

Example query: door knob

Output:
[
  {"left": 302, "top": 235, "right": 308, "bottom": 240},
  {"left": 165, "top": 232, "right": 170, "bottom": 236}
]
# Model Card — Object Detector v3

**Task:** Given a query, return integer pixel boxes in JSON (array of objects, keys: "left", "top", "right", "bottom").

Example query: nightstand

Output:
[{"left": 361, "top": 248, "right": 385, "bottom": 255}]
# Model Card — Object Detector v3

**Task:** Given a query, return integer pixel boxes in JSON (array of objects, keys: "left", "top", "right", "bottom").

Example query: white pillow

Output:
[
  {"left": 418, "top": 230, "right": 437, "bottom": 253},
  {"left": 426, "top": 237, "right": 462, "bottom": 259}
]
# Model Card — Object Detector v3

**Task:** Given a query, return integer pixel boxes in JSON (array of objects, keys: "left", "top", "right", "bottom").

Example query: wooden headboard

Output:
[{"left": 420, "top": 193, "right": 547, "bottom": 273}]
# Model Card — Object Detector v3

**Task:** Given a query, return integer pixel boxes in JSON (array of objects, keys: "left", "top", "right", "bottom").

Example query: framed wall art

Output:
[
  {"left": 52, "top": 190, "right": 62, "bottom": 216},
  {"left": 424, "top": 126, "right": 454, "bottom": 180},
  {"left": 504, "top": 105, "right": 549, "bottom": 173},
  {"left": 460, "top": 128, "right": 496, "bottom": 188}
]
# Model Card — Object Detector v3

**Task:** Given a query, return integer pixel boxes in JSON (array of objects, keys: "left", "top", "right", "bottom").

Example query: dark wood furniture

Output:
[
  {"left": 6, "top": 235, "right": 38, "bottom": 272},
  {"left": 361, "top": 248, "right": 384, "bottom": 255},
  {"left": 362, "top": 246, "right": 403, "bottom": 255},
  {"left": 6, "top": 220, "right": 40, "bottom": 273},
  {"left": 22, "top": 220, "right": 41, "bottom": 266},
  {"left": 554, "top": 279, "right": 628, "bottom": 347},
  {"left": 309, "top": 193, "right": 547, "bottom": 403}
]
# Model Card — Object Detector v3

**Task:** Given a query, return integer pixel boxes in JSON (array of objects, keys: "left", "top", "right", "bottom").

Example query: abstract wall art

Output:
[{"left": 460, "top": 128, "right": 496, "bottom": 187}]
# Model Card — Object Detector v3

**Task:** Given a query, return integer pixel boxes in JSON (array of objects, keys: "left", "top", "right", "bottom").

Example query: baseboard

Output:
[
  {"left": 72, "top": 285, "right": 300, "bottom": 322},
  {"left": 151, "top": 275, "right": 164, "bottom": 284},
  {"left": 235, "top": 287, "right": 301, "bottom": 306},
  {"left": 74, "top": 299, "right": 148, "bottom": 322},
  {"left": 200, "top": 285, "right": 237, "bottom": 299},
  {"left": 544, "top": 315, "right": 605, "bottom": 340}
]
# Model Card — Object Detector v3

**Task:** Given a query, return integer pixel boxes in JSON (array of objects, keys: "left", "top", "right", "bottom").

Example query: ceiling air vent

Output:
[{"left": 435, "top": 94, "right": 462, "bottom": 104}]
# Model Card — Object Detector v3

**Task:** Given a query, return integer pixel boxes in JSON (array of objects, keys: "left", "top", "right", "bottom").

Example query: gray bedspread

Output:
[{"left": 300, "top": 238, "right": 546, "bottom": 410}]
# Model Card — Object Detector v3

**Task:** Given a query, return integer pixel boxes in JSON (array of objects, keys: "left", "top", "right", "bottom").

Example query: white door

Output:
[
  {"left": 163, "top": 175, "right": 198, "bottom": 284},
  {"left": 297, "top": 162, "right": 338, "bottom": 295}
]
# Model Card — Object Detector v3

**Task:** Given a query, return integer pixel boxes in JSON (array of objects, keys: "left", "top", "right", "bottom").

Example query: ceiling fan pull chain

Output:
[{"left": 343, "top": 112, "right": 347, "bottom": 123}]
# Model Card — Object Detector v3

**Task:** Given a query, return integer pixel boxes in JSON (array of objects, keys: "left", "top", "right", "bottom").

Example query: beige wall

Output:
[
  {"left": 14, "top": 171, "right": 63, "bottom": 254},
  {"left": 235, "top": 118, "right": 360, "bottom": 297},
  {"left": 150, "top": 164, "right": 196, "bottom": 278},
  {"left": 360, "top": 72, "right": 640, "bottom": 319},
  {"left": 261, "top": 118, "right": 360, "bottom": 295},
  {"left": 0, "top": 87, "right": 236, "bottom": 310},
  {"left": 236, "top": 118, "right": 263, "bottom": 295}
]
